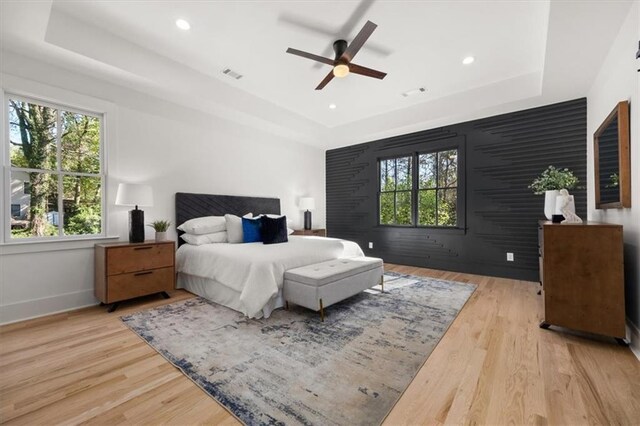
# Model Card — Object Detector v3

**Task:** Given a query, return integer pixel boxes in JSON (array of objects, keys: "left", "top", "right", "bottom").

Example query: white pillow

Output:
[
  {"left": 225, "top": 213, "right": 252, "bottom": 243},
  {"left": 177, "top": 216, "right": 226, "bottom": 235},
  {"left": 287, "top": 227, "right": 294, "bottom": 235},
  {"left": 181, "top": 231, "right": 228, "bottom": 246}
]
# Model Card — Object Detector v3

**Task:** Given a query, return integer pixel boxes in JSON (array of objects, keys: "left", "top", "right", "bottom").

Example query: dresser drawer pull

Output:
[
  {"left": 134, "top": 271, "right": 153, "bottom": 276},
  {"left": 134, "top": 246, "right": 153, "bottom": 250}
]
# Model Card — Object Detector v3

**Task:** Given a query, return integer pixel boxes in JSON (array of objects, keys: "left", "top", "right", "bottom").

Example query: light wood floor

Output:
[{"left": 1, "top": 264, "right": 639, "bottom": 425}]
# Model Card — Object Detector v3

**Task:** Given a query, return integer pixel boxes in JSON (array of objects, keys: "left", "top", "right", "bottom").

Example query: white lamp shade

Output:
[
  {"left": 115, "top": 183, "right": 153, "bottom": 207},
  {"left": 299, "top": 197, "right": 315, "bottom": 211}
]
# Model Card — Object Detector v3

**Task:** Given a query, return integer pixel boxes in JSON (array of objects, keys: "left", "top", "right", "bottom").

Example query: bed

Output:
[{"left": 175, "top": 193, "right": 364, "bottom": 318}]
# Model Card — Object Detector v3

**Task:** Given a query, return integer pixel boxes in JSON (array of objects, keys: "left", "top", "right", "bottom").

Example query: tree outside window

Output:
[{"left": 8, "top": 97, "right": 103, "bottom": 239}]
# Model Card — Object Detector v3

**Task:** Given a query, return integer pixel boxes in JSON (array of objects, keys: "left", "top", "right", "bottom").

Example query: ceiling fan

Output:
[{"left": 286, "top": 20, "right": 387, "bottom": 90}]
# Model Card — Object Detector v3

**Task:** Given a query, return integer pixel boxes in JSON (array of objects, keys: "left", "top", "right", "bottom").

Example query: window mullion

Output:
[
  {"left": 412, "top": 154, "right": 417, "bottom": 226},
  {"left": 56, "top": 109, "right": 64, "bottom": 237},
  {"left": 393, "top": 159, "right": 398, "bottom": 224}
]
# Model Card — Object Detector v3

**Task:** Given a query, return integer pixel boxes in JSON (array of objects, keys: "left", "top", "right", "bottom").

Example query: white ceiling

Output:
[{"left": 0, "top": 0, "right": 634, "bottom": 149}]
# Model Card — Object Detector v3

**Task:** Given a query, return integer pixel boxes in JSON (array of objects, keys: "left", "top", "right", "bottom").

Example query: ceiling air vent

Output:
[
  {"left": 402, "top": 87, "right": 426, "bottom": 97},
  {"left": 222, "top": 68, "right": 243, "bottom": 80}
]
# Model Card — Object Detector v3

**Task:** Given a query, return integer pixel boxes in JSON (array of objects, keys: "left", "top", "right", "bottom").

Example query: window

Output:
[
  {"left": 379, "top": 156, "right": 413, "bottom": 225},
  {"left": 378, "top": 148, "right": 460, "bottom": 228},
  {"left": 418, "top": 149, "right": 458, "bottom": 226},
  {"left": 7, "top": 96, "right": 104, "bottom": 240}
]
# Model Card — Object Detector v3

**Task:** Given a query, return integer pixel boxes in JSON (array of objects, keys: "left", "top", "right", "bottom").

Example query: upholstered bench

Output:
[{"left": 284, "top": 257, "right": 384, "bottom": 321}]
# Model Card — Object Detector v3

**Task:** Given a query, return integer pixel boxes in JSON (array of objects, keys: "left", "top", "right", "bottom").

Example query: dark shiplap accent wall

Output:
[{"left": 326, "top": 98, "right": 587, "bottom": 281}]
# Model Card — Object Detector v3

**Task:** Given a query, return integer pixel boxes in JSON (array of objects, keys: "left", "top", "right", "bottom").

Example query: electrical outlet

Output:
[
  {"left": 368, "top": 242, "right": 373, "bottom": 249},
  {"left": 507, "top": 252, "right": 514, "bottom": 262}
]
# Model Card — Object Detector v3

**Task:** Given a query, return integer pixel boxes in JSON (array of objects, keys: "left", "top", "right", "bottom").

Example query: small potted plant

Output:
[
  {"left": 529, "top": 166, "right": 579, "bottom": 220},
  {"left": 148, "top": 220, "right": 170, "bottom": 242}
]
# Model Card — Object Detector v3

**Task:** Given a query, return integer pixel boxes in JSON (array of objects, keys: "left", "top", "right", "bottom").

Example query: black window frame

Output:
[
  {"left": 378, "top": 155, "right": 414, "bottom": 226},
  {"left": 377, "top": 141, "right": 466, "bottom": 232},
  {"left": 416, "top": 148, "right": 459, "bottom": 228}
]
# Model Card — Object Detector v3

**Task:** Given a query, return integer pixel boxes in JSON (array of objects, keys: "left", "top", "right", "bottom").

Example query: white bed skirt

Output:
[{"left": 177, "top": 273, "right": 285, "bottom": 319}]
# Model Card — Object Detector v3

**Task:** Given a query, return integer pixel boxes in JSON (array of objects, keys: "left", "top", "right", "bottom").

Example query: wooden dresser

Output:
[
  {"left": 538, "top": 221, "right": 625, "bottom": 342},
  {"left": 95, "top": 240, "right": 175, "bottom": 312}
]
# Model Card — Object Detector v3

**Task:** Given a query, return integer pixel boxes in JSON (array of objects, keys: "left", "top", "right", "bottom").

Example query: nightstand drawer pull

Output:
[
  {"left": 134, "top": 271, "right": 153, "bottom": 276},
  {"left": 133, "top": 246, "right": 153, "bottom": 250}
]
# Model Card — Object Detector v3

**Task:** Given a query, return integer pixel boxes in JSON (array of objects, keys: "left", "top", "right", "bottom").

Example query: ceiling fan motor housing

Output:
[{"left": 333, "top": 40, "right": 348, "bottom": 61}]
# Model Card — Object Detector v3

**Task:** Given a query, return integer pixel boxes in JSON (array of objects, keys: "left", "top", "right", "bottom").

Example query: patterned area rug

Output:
[{"left": 122, "top": 272, "right": 476, "bottom": 426}]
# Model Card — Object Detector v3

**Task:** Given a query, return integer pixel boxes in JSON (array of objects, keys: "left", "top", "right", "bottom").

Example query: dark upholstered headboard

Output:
[{"left": 175, "top": 193, "right": 281, "bottom": 246}]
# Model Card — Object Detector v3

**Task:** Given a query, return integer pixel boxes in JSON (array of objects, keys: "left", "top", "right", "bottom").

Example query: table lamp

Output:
[
  {"left": 299, "top": 197, "right": 315, "bottom": 230},
  {"left": 115, "top": 183, "right": 153, "bottom": 243}
]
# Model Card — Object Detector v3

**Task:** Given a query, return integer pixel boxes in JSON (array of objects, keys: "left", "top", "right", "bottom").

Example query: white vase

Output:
[
  {"left": 544, "top": 190, "right": 559, "bottom": 220},
  {"left": 155, "top": 231, "right": 167, "bottom": 242}
]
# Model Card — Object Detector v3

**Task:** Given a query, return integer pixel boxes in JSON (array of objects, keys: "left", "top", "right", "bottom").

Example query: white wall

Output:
[
  {"left": 0, "top": 53, "right": 326, "bottom": 324},
  {"left": 586, "top": 2, "right": 640, "bottom": 343}
]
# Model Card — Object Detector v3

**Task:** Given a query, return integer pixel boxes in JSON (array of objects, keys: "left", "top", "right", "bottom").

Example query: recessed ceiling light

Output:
[
  {"left": 402, "top": 87, "right": 427, "bottom": 97},
  {"left": 462, "top": 56, "right": 475, "bottom": 65},
  {"left": 176, "top": 19, "right": 191, "bottom": 30},
  {"left": 329, "top": 104, "right": 337, "bottom": 109}
]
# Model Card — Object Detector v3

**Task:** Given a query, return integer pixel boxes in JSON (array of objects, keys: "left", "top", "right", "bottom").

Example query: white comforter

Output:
[{"left": 176, "top": 236, "right": 364, "bottom": 318}]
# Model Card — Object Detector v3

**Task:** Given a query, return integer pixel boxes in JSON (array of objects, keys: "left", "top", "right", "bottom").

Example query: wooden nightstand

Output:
[
  {"left": 292, "top": 229, "right": 327, "bottom": 237},
  {"left": 95, "top": 240, "right": 176, "bottom": 312}
]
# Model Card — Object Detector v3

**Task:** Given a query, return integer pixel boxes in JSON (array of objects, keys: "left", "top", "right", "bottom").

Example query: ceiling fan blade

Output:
[
  {"left": 339, "top": 20, "right": 377, "bottom": 63},
  {"left": 315, "top": 71, "right": 335, "bottom": 90},
  {"left": 286, "top": 48, "right": 335, "bottom": 66},
  {"left": 348, "top": 63, "right": 387, "bottom": 79}
]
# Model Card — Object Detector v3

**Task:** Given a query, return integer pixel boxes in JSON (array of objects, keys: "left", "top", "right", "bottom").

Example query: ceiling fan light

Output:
[{"left": 333, "top": 64, "right": 350, "bottom": 78}]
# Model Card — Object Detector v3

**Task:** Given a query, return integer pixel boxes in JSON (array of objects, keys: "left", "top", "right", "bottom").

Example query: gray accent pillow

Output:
[{"left": 225, "top": 213, "right": 252, "bottom": 243}]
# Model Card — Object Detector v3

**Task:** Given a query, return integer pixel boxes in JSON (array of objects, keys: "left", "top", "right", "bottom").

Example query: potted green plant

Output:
[
  {"left": 148, "top": 220, "right": 170, "bottom": 242},
  {"left": 529, "top": 166, "right": 579, "bottom": 220}
]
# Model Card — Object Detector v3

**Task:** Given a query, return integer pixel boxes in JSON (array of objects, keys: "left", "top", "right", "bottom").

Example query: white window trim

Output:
[{"left": 1, "top": 74, "right": 117, "bottom": 246}]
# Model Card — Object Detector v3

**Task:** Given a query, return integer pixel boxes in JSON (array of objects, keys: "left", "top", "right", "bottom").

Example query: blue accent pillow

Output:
[{"left": 242, "top": 217, "right": 263, "bottom": 243}]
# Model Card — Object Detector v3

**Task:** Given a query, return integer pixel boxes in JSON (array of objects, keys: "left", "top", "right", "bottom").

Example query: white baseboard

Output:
[
  {"left": 627, "top": 318, "right": 640, "bottom": 361},
  {"left": 0, "top": 289, "right": 99, "bottom": 325}
]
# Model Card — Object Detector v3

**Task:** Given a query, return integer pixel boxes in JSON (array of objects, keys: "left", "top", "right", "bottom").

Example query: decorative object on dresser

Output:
[
  {"left": 554, "top": 189, "right": 582, "bottom": 223},
  {"left": 594, "top": 100, "right": 631, "bottom": 209},
  {"left": 95, "top": 240, "right": 175, "bottom": 312},
  {"left": 538, "top": 221, "right": 626, "bottom": 345},
  {"left": 115, "top": 183, "right": 154, "bottom": 243},
  {"left": 291, "top": 228, "right": 326, "bottom": 237},
  {"left": 529, "top": 166, "right": 579, "bottom": 220},
  {"left": 299, "top": 197, "right": 315, "bottom": 230},
  {"left": 148, "top": 220, "right": 170, "bottom": 242}
]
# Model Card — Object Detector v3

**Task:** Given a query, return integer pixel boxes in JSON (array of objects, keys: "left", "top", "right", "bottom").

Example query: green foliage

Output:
[
  {"left": 11, "top": 223, "right": 57, "bottom": 238},
  {"left": 64, "top": 204, "right": 101, "bottom": 235},
  {"left": 148, "top": 220, "right": 171, "bottom": 232},
  {"left": 606, "top": 173, "right": 619, "bottom": 188},
  {"left": 529, "top": 166, "right": 579, "bottom": 195}
]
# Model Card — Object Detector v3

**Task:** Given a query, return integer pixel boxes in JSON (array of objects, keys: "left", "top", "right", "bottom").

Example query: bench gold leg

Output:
[
  {"left": 285, "top": 301, "right": 289, "bottom": 310},
  {"left": 319, "top": 298, "right": 324, "bottom": 322},
  {"left": 380, "top": 275, "right": 384, "bottom": 293}
]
